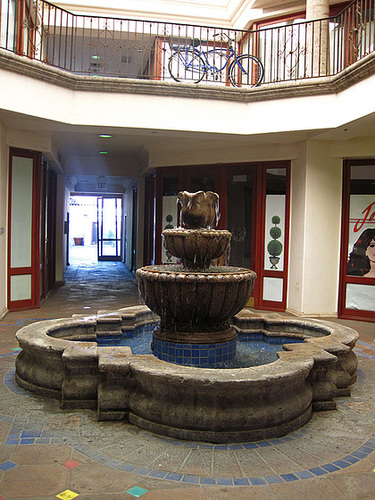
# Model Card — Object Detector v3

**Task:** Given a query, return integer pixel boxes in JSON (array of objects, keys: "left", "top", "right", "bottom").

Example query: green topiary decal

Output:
[
  {"left": 268, "top": 215, "right": 283, "bottom": 269},
  {"left": 269, "top": 226, "right": 282, "bottom": 240},
  {"left": 267, "top": 240, "right": 283, "bottom": 257}
]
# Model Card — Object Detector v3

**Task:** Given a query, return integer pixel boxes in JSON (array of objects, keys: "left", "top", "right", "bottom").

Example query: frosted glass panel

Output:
[
  {"left": 10, "top": 275, "right": 32, "bottom": 301},
  {"left": 263, "top": 277, "right": 283, "bottom": 302},
  {"left": 264, "top": 195, "right": 285, "bottom": 271},
  {"left": 11, "top": 157, "right": 33, "bottom": 268},
  {"left": 346, "top": 284, "right": 375, "bottom": 311}
]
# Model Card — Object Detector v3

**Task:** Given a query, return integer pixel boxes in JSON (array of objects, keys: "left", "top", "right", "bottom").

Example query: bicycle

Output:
[{"left": 168, "top": 33, "right": 264, "bottom": 87}]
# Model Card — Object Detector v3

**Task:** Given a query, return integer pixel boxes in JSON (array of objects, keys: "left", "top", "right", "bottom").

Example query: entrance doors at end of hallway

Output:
[{"left": 69, "top": 194, "right": 123, "bottom": 263}]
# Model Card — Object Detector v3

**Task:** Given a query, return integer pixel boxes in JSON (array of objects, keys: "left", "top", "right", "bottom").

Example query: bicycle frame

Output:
[
  {"left": 171, "top": 43, "right": 236, "bottom": 77},
  {"left": 199, "top": 46, "right": 236, "bottom": 77}
]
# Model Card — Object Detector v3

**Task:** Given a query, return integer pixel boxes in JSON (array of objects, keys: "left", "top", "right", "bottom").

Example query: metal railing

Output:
[{"left": 0, "top": 0, "right": 374, "bottom": 86}]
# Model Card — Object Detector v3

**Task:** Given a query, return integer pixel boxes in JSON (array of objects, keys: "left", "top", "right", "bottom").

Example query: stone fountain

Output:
[
  {"left": 14, "top": 190, "right": 359, "bottom": 443},
  {"left": 136, "top": 191, "right": 256, "bottom": 367}
]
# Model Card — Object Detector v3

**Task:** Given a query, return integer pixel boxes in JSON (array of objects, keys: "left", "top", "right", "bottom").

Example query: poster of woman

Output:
[
  {"left": 347, "top": 228, "right": 375, "bottom": 277},
  {"left": 345, "top": 195, "right": 375, "bottom": 311}
]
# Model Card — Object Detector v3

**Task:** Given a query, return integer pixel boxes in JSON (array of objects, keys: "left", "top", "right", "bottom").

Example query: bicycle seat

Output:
[{"left": 190, "top": 38, "right": 201, "bottom": 47}]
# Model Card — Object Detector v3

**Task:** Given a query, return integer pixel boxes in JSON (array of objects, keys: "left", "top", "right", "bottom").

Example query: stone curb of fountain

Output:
[
  {"left": 10, "top": 310, "right": 365, "bottom": 443},
  {"left": 1, "top": 362, "right": 375, "bottom": 487}
]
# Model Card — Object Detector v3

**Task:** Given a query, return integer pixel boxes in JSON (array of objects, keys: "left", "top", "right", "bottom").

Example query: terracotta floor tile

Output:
[
  {"left": 10, "top": 444, "right": 72, "bottom": 465},
  {"left": 0, "top": 464, "right": 69, "bottom": 497}
]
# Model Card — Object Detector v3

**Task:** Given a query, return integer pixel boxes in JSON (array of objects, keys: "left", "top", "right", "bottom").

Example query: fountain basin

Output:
[{"left": 15, "top": 306, "right": 358, "bottom": 443}]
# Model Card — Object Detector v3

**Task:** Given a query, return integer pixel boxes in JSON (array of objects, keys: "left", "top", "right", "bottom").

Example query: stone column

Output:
[
  {"left": 306, "top": 0, "right": 329, "bottom": 20},
  {"left": 306, "top": 0, "right": 330, "bottom": 76}
]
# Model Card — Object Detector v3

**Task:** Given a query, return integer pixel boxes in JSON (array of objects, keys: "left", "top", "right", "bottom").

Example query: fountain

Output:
[
  {"left": 136, "top": 190, "right": 256, "bottom": 367},
  {"left": 14, "top": 191, "right": 359, "bottom": 443}
]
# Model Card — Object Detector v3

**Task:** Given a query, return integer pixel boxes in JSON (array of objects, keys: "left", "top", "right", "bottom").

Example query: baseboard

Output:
[
  {"left": 0, "top": 307, "right": 8, "bottom": 320},
  {"left": 286, "top": 308, "right": 338, "bottom": 319}
]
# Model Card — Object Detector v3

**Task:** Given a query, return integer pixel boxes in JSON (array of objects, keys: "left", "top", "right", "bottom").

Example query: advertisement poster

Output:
[{"left": 346, "top": 195, "right": 375, "bottom": 311}]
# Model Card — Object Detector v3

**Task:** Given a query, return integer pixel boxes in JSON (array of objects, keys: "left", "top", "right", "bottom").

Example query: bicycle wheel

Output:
[
  {"left": 168, "top": 48, "right": 206, "bottom": 84},
  {"left": 229, "top": 55, "right": 264, "bottom": 87}
]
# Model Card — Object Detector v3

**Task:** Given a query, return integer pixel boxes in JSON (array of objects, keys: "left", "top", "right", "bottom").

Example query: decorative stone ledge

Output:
[
  {"left": 1, "top": 48, "right": 375, "bottom": 103},
  {"left": 15, "top": 305, "right": 359, "bottom": 442}
]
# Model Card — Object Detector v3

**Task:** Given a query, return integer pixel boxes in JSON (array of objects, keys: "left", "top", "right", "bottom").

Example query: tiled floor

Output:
[{"left": 0, "top": 256, "right": 374, "bottom": 499}]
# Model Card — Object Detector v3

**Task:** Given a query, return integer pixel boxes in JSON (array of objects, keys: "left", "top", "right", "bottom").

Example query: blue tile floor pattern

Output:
[{"left": 2, "top": 356, "right": 375, "bottom": 487}]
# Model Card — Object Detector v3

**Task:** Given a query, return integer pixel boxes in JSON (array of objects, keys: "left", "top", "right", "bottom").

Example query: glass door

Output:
[
  {"left": 226, "top": 169, "right": 256, "bottom": 268},
  {"left": 97, "top": 196, "right": 122, "bottom": 261},
  {"left": 339, "top": 161, "right": 375, "bottom": 320},
  {"left": 256, "top": 165, "right": 290, "bottom": 311},
  {"left": 8, "top": 148, "right": 42, "bottom": 310}
]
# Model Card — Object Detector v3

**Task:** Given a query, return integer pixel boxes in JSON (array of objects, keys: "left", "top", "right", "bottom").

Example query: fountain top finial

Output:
[{"left": 177, "top": 191, "right": 219, "bottom": 229}]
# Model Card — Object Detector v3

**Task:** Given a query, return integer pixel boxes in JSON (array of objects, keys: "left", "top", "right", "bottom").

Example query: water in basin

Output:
[{"left": 96, "top": 323, "right": 304, "bottom": 368}]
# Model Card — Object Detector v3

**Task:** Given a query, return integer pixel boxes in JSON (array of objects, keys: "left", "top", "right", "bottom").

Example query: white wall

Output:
[
  {"left": 2, "top": 67, "right": 375, "bottom": 146},
  {"left": 149, "top": 141, "right": 298, "bottom": 168},
  {"left": 124, "top": 189, "right": 134, "bottom": 270},
  {"left": 288, "top": 142, "right": 307, "bottom": 315},
  {"left": 288, "top": 140, "right": 342, "bottom": 316},
  {"left": 55, "top": 175, "right": 69, "bottom": 284},
  {"left": 0, "top": 123, "right": 8, "bottom": 318}
]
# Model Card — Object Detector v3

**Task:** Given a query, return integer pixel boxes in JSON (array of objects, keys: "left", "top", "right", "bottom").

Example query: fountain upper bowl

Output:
[{"left": 163, "top": 228, "right": 231, "bottom": 269}]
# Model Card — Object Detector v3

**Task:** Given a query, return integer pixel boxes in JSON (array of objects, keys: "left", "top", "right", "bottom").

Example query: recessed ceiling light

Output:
[
  {"left": 98, "top": 151, "right": 109, "bottom": 155},
  {"left": 98, "top": 134, "right": 112, "bottom": 138}
]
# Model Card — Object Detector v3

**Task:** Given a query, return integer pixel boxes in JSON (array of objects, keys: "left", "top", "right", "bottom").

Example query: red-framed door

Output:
[
  {"left": 338, "top": 160, "right": 375, "bottom": 321},
  {"left": 253, "top": 163, "right": 290, "bottom": 311},
  {"left": 149, "top": 161, "right": 290, "bottom": 311},
  {"left": 8, "top": 148, "right": 41, "bottom": 310}
]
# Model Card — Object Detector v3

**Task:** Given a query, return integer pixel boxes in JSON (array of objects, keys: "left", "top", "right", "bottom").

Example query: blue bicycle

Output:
[{"left": 168, "top": 33, "right": 264, "bottom": 87}]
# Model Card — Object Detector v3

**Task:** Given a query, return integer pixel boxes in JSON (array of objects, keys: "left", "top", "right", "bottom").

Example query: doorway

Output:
[
  {"left": 8, "top": 148, "right": 56, "bottom": 311},
  {"left": 97, "top": 196, "right": 122, "bottom": 261},
  {"left": 69, "top": 194, "right": 123, "bottom": 264},
  {"left": 146, "top": 161, "right": 290, "bottom": 311}
]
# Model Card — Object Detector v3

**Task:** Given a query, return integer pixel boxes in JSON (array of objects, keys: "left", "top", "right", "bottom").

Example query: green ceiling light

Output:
[
  {"left": 98, "top": 134, "right": 112, "bottom": 138},
  {"left": 91, "top": 55, "right": 100, "bottom": 60},
  {"left": 98, "top": 151, "right": 109, "bottom": 155}
]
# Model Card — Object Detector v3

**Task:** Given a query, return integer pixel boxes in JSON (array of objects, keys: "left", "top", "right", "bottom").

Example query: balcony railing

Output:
[{"left": 0, "top": 0, "right": 374, "bottom": 87}]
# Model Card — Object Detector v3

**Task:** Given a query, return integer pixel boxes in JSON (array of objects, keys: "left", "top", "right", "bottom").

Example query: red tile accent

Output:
[{"left": 61, "top": 459, "right": 81, "bottom": 469}]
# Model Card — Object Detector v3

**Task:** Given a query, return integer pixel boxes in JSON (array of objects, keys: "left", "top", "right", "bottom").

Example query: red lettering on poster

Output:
[{"left": 352, "top": 201, "right": 375, "bottom": 232}]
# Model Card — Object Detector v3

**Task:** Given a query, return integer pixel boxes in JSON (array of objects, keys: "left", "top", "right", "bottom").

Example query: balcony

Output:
[{"left": 1, "top": 0, "right": 375, "bottom": 100}]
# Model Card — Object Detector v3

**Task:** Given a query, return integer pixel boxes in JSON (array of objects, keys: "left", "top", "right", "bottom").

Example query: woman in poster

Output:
[{"left": 347, "top": 228, "right": 375, "bottom": 277}]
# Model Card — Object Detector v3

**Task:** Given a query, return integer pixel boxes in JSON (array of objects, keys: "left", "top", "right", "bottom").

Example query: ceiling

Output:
[{"left": 2, "top": 103, "right": 375, "bottom": 195}]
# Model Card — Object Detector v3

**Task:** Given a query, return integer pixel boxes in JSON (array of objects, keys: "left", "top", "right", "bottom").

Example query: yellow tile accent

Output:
[
  {"left": 56, "top": 490, "right": 79, "bottom": 500},
  {"left": 246, "top": 296, "right": 254, "bottom": 307}
]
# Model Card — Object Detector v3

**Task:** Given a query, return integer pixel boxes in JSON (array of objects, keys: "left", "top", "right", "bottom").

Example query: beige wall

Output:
[
  {"left": 124, "top": 188, "right": 134, "bottom": 270},
  {"left": 0, "top": 123, "right": 8, "bottom": 318},
  {"left": 2, "top": 67, "right": 375, "bottom": 144},
  {"left": 289, "top": 141, "right": 342, "bottom": 316},
  {"left": 55, "top": 175, "right": 69, "bottom": 284},
  {"left": 288, "top": 142, "right": 307, "bottom": 315}
]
